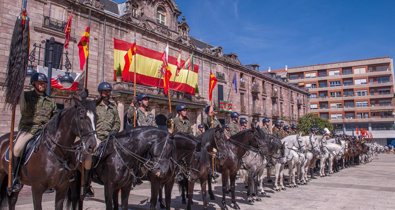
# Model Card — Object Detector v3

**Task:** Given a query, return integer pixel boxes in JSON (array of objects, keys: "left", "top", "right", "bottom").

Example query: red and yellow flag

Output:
[
  {"left": 78, "top": 27, "right": 90, "bottom": 70},
  {"left": 163, "top": 66, "right": 172, "bottom": 95},
  {"left": 64, "top": 14, "right": 72, "bottom": 49},
  {"left": 208, "top": 72, "right": 217, "bottom": 101},
  {"left": 123, "top": 42, "right": 137, "bottom": 74},
  {"left": 113, "top": 38, "right": 199, "bottom": 95}
]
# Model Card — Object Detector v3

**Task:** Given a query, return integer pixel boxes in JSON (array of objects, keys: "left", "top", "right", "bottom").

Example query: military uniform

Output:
[
  {"left": 204, "top": 116, "right": 221, "bottom": 130},
  {"left": 228, "top": 121, "right": 240, "bottom": 136},
  {"left": 173, "top": 116, "right": 193, "bottom": 134},
  {"left": 18, "top": 90, "right": 57, "bottom": 135},
  {"left": 261, "top": 126, "right": 271, "bottom": 134},
  {"left": 127, "top": 107, "right": 158, "bottom": 127},
  {"left": 96, "top": 100, "right": 120, "bottom": 141},
  {"left": 273, "top": 127, "right": 287, "bottom": 139}
]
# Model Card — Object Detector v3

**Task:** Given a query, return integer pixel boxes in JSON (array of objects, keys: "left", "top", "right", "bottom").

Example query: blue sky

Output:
[{"left": 115, "top": 0, "right": 395, "bottom": 70}]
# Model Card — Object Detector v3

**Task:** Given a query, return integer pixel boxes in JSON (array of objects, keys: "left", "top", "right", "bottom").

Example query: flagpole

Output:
[
  {"left": 83, "top": 8, "right": 91, "bottom": 89},
  {"left": 133, "top": 32, "right": 137, "bottom": 127}
]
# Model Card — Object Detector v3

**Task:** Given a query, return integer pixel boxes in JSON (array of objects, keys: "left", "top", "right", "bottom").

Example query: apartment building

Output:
[{"left": 284, "top": 57, "right": 395, "bottom": 144}]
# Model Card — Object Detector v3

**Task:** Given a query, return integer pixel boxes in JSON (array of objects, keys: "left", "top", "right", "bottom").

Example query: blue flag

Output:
[{"left": 232, "top": 72, "right": 238, "bottom": 93}]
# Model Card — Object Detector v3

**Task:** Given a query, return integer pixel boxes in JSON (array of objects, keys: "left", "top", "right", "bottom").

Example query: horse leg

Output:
[
  {"left": 164, "top": 179, "right": 175, "bottom": 210},
  {"left": 104, "top": 183, "right": 115, "bottom": 210},
  {"left": 200, "top": 178, "right": 209, "bottom": 210},
  {"left": 180, "top": 177, "right": 187, "bottom": 204},
  {"left": 121, "top": 186, "right": 132, "bottom": 210},
  {"left": 246, "top": 172, "right": 253, "bottom": 203},
  {"left": 158, "top": 186, "right": 166, "bottom": 209},
  {"left": 273, "top": 163, "right": 280, "bottom": 191},
  {"left": 221, "top": 170, "right": 229, "bottom": 210},
  {"left": 229, "top": 172, "right": 240, "bottom": 210},
  {"left": 7, "top": 191, "right": 19, "bottom": 210},
  {"left": 54, "top": 184, "right": 69, "bottom": 210},
  {"left": 207, "top": 173, "right": 215, "bottom": 200},
  {"left": 150, "top": 178, "right": 159, "bottom": 210},
  {"left": 280, "top": 165, "right": 285, "bottom": 190},
  {"left": 187, "top": 180, "right": 195, "bottom": 210},
  {"left": 31, "top": 185, "right": 46, "bottom": 210},
  {"left": 113, "top": 189, "right": 120, "bottom": 210}
]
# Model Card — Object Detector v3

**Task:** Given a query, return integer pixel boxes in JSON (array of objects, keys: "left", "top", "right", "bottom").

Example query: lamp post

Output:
[
  {"left": 59, "top": 51, "right": 74, "bottom": 88},
  {"left": 46, "top": 37, "right": 55, "bottom": 96}
]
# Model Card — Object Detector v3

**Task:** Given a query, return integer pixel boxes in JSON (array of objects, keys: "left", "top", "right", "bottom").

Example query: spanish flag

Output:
[
  {"left": 78, "top": 27, "right": 90, "bottom": 70},
  {"left": 64, "top": 14, "right": 72, "bottom": 49},
  {"left": 208, "top": 71, "right": 217, "bottom": 101},
  {"left": 114, "top": 38, "right": 199, "bottom": 95},
  {"left": 123, "top": 41, "right": 136, "bottom": 74}
]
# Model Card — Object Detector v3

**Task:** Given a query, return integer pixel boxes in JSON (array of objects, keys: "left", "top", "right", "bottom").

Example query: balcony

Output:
[
  {"left": 216, "top": 72, "right": 226, "bottom": 82},
  {"left": 43, "top": 16, "right": 67, "bottom": 33},
  {"left": 240, "top": 105, "right": 247, "bottom": 114},
  {"left": 251, "top": 83, "right": 260, "bottom": 94},
  {"left": 240, "top": 80, "right": 246, "bottom": 89},
  {"left": 369, "top": 81, "right": 393, "bottom": 87}
]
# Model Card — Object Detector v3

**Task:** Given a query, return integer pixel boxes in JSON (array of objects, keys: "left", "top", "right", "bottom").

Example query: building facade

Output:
[
  {"left": 284, "top": 57, "right": 395, "bottom": 144},
  {"left": 0, "top": 0, "right": 308, "bottom": 135}
]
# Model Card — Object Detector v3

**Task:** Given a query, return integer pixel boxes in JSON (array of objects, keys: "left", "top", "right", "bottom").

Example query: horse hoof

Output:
[
  {"left": 255, "top": 197, "right": 262, "bottom": 201},
  {"left": 230, "top": 202, "right": 240, "bottom": 209},
  {"left": 248, "top": 199, "right": 253, "bottom": 204},
  {"left": 210, "top": 195, "right": 215, "bottom": 200},
  {"left": 159, "top": 204, "right": 166, "bottom": 209}
]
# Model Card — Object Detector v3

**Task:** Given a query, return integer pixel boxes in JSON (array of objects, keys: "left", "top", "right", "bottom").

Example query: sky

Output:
[{"left": 114, "top": 0, "right": 395, "bottom": 70}]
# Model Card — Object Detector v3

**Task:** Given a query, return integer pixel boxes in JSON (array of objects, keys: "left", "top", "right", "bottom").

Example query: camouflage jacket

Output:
[
  {"left": 19, "top": 90, "right": 57, "bottom": 135},
  {"left": 273, "top": 127, "right": 287, "bottom": 139},
  {"left": 261, "top": 126, "right": 271, "bottom": 135},
  {"left": 96, "top": 101, "right": 120, "bottom": 141},
  {"left": 127, "top": 107, "right": 157, "bottom": 127},
  {"left": 173, "top": 116, "right": 193, "bottom": 134},
  {"left": 195, "top": 130, "right": 204, "bottom": 137},
  {"left": 228, "top": 121, "right": 240, "bottom": 136},
  {"left": 204, "top": 116, "right": 221, "bottom": 130}
]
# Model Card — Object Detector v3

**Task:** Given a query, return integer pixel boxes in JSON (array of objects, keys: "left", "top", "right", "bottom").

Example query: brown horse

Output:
[{"left": 0, "top": 96, "right": 98, "bottom": 210}]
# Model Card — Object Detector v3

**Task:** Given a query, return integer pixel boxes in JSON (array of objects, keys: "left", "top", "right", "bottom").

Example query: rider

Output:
[
  {"left": 272, "top": 120, "right": 283, "bottom": 138},
  {"left": 196, "top": 124, "right": 205, "bottom": 136},
  {"left": 204, "top": 105, "right": 221, "bottom": 130},
  {"left": 11, "top": 73, "right": 58, "bottom": 193},
  {"left": 261, "top": 117, "right": 271, "bottom": 134},
  {"left": 172, "top": 104, "right": 193, "bottom": 134},
  {"left": 240, "top": 118, "right": 248, "bottom": 130},
  {"left": 290, "top": 124, "right": 298, "bottom": 135},
  {"left": 127, "top": 93, "right": 157, "bottom": 127},
  {"left": 228, "top": 112, "right": 240, "bottom": 136},
  {"left": 283, "top": 125, "right": 290, "bottom": 135},
  {"left": 84, "top": 82, "right": 120, "bottom": 197}
]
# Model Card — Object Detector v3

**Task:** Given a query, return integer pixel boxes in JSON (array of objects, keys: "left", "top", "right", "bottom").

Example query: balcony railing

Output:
[
  {"left": 216, "top": 72, "right": 226, "bottom": 81},
  {"left": 251, "top": 83, "right": 260, "bottom": 94},
  {"left": 240, "top": 81, "right": 246, "bottom": 89},
  {"left": 43, "top": 16, "right": 67, "bottom": 33}
]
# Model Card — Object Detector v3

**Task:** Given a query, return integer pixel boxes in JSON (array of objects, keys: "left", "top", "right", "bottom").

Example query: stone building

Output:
[{"left": 0, "top": 0, "right": 308, "bottom": 135}]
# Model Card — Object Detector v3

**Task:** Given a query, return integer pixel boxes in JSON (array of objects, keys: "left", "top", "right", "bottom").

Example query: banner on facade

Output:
[{"left": 113, "top": 38, "right": 199, "bottom": 95}]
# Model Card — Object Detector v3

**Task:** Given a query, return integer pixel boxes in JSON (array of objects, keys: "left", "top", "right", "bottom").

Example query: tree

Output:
[{"left": 297, "top": 113, "right": 333, "bottom": 135}]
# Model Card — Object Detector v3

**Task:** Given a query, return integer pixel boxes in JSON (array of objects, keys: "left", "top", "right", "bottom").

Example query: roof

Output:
[
  {"left": 262, "top": 69, "right": 286, "bottom": 74},
  {"left": 101, "top": 0, "right": 120, "bottom": 15},
  {"left": 190, "top": 37, "right": 213, "bottom": 50}
]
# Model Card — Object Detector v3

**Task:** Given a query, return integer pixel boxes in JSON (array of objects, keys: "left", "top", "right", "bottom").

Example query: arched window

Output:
[{"left": 156, "top": 6, "right": 166, "bottom": 25}]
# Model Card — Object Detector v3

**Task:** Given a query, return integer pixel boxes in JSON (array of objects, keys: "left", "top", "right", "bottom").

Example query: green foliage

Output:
[
  {"left": 116, "top": 64, "right": 122, "bottom": 77},
  {"left": 194, "top": 84, "right": 199, "bottom": 94},
  {"left": 297, "top": 113, "right": 333, "bottom": 135}
]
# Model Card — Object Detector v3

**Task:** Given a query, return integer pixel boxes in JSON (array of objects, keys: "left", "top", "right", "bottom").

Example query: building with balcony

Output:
[
  {"left": 284, "top": 57, "right": 395, "bottom": 144},
  {"left": 0, "top": 0, "right": 308, "bottom": 135}
]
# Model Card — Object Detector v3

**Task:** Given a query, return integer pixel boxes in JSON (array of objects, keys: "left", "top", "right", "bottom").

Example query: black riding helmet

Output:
[
  {"left": 262, "top": 118, "right": 270, "bottom": 123},
  {"left": 230, "top": 112, "right": 239, "bottom": 119},
  {"left": 97, "top": 82, "right": 112, "bottom": 92},
  {"left": 240, "top": 118, "right": 248, "bottom": 125},
  {"left": 198, "top": 124, "right": 204, "bottom": 129},
  {"left": 176, "top": 104, "right": 187, "bottom": 112},
  {"left": 137, "top": 93, "right": 149, "bottom": 101},
  {"left": 30, "top": 73, "right": 48, "bottom": 85}
]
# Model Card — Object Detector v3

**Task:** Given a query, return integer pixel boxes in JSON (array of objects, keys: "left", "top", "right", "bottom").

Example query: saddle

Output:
[{"left": 5, "top": 133, "right": 41, "bottom": 165}]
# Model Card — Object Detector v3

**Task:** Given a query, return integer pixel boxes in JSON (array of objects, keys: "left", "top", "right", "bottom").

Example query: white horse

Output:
[
  {"left": 274, "top": 134, "right": 306, "bottom": 190},
  {"left": 301, "top": 134, "right": 321, "bottom": 183},
  {"left": 240, "top": 151, "right": 267, "bottom": 203}
]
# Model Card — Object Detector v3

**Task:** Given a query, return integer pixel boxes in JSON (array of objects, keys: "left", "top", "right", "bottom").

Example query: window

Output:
[
  {"left": 355, "top": 79, "right": 367, "bottom": 85},
  {"left": 330, "top": 103, "right": 343, "bottom": 109},
  {"left": 344, "top": 101, "right": 354, "bottom": 107},
  {"left": 309, "top": 93, "right": 317, "bottom": 98},
  {"left": 344, "top": 90, "right": 354, "bottom": 97},
  {"left": 320, "top": 102, "right": 328, "bottom": 109},
  {"left": 320, "top": 113, "right": 329, "bottom": 119},
  {"left": 44, "top": 39, "right": 64, "bottom": 69},
  {"left": 368, "top": 65, "right": 389, "bottom": 72},
  {"left": 289, "top": 73, "right": 304, "bottom": 80},
  {"left": 318, "top": 70, "right": 327, "bottom": 77},
  {"left": 240, "top": 92, "right": 245, "bottom": 112},
  {"left": 343, "top": 79, "right": 353, "bottom": 86},
  {"left": 356, "top": 90, "right": 368, "bottom": 96},
  {"left": 354, "top": 67, "right": 366, "bottom": 74},
  {"left": 217, "top": 84, "right": 224, "bottom": 106},
  {"left": 343, "top": 68, "right": 353, "bottom": 75},
  {"left": 331, "top": 114, "right": 343, "bottom": 119},
  {"left": 305, "top": 83, "right": 317, "bottom": 89},
  {"left": 319, "top": 81, "right": 327, "bottom": 88},
  {"left": 356, "top": 101, "right": 368, "bottom": 107},
  {"left": 345, "top": 113, "right": 355, "bottom": 119},
  {"left": 377, "top": 77, "right": 390, "bottom": 84},
  {"left": 329, "top": 70, "right": 340, "bottom": 76},
  {"left": 310, "top": 104, "right": 318, "bottom": 109},
  {"left": 330, "top": 92, "right": 341, "bottom": 97},
  {"left": 156, "top": 6, "right": 166, "bottom": 25},
  {"left": 305, "top": 72, "right": 317, "bottom": 78},
  {"left": 329, "top": 81, "right": 341, "bottom": 87},
  {"left": 356, "top": 112, "right": 369, "bottom": 119},
  {"left": 319, "top": 91, "right": 328, "bottom": 98}
]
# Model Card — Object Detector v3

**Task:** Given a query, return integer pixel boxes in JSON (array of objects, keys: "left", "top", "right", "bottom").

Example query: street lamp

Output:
[{"left": 59, "top": 51, "right": 74, "bottom": 88}]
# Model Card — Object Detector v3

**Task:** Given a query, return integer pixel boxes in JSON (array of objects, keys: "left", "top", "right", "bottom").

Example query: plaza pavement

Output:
[{"left": 13, "top": 154, "right": 395, "bottom": 210}]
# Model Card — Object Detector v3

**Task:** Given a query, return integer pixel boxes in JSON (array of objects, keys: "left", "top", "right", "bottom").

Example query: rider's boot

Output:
[
  {"left": 11, "top": 155, "right": 23, "bottom": 193},
  {"left": 83, "top": 169, "right": 94, "bottom": 197}
]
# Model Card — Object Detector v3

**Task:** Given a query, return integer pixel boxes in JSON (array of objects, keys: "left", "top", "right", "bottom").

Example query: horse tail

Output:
[
  {"left": 0, "top": 174, "right": 8, "bottom": 208},
  {"left": 66, "top": 170, "right": 82, "bottom": 210}
]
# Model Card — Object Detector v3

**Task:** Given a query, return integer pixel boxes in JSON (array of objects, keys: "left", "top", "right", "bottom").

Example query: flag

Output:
[
  {"left": 176, "top": 51, "right": 183, "bottom": 76},
  {"left": 161, "top": 44, "right": 169, "bottom": 74},
  {"left": 64, "top": 14, "right": 72, "bottom": 49},
  {"left": 163, "top": 66, "right": 172, "bottom": 95},
  {"left": 123, "top": 41, "right": 136, "bottom": 73},
  {"left": 183, "top": 53, "right": 194, "bottom": 70},
  {"left": 78, "top": 27, "right": 90, "bottom": 70},
  {"left": 5, "top": 9, "right": 30, "bottom": 106},
  {"left": 232, "top": 72, "right": 238, "bottom": 93},
  {"left": 208, "top": 71, "right": 217, "bottom": 101}
]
